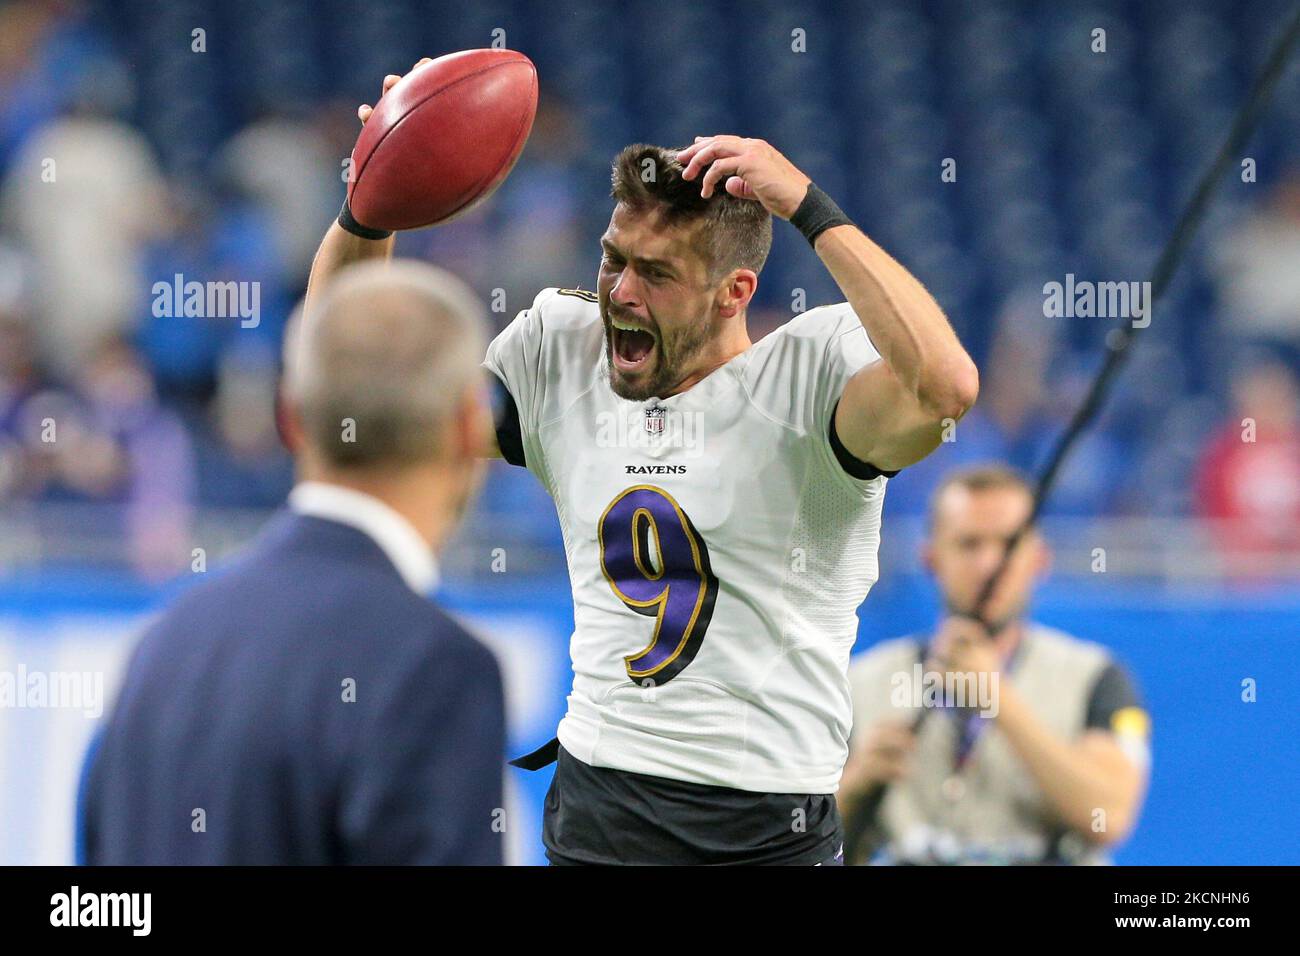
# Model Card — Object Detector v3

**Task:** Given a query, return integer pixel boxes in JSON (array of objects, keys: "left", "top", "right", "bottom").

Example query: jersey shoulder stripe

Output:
[
  {"left": 554, "top": 286, "right": 598, "bottom": 303},
  {"left": 535, "top": 285, "right": 602, "bottom": 332}
]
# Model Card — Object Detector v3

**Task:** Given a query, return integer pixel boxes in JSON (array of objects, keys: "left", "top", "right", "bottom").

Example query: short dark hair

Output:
[
  {"left": 929, "top": 464, "right": 1035, "bottom": 531},
  {"left": 610, "top": 143, "right": 772, "bottom": 281}
]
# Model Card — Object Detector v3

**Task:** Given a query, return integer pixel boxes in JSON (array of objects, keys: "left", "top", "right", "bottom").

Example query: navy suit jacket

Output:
[{"left": 79, "top": 512, "right": 506, "bottom": 865}]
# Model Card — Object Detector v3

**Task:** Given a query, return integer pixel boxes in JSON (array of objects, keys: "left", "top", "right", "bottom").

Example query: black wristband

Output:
[
  {"left": 337, "top": 197, "right": 393, "bottom": 241},
  {"left": 789, "top": 183, "right": 853, "bottom": 247}
]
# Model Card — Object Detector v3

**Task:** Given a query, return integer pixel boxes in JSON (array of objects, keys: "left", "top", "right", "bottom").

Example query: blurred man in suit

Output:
[
  {"left": 79, "top": 258, "right": 507, "bottom": 864},
  {"left": 838, "top": 465, "right": 1150, "bottom": 864}
]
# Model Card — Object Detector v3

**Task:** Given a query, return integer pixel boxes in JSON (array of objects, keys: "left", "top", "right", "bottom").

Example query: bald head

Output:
[{"left": 283, "top": 259, "right": 488, "bottom": 468}]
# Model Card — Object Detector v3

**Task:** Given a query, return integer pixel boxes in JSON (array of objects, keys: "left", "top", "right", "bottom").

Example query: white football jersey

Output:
[{"left": 484, "top": 287, "right": 890, "bottom": 793}]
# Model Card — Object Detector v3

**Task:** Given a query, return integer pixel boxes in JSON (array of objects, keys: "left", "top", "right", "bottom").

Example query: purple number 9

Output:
[{"left": 598, "top": 485, "right": 718, "bottom": 684}]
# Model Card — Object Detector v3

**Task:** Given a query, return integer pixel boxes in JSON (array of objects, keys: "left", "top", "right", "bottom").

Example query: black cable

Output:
[{"left": 843, "top": 3, "right": 1300, "bottom": 865}]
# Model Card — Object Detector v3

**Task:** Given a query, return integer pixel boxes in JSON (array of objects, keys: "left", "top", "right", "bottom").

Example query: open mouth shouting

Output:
[{"left": 609, "top": 316, "right": 659, "bottom": 374}]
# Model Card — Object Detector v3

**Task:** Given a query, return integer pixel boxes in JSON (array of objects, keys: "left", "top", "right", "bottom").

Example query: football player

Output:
[{"left": 309, "top": 67, "right": 978, "bottom": 865}]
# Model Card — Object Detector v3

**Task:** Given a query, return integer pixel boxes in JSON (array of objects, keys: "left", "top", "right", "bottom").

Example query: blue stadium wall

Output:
[{"left": 1, "top": 570, "right": 1296, "bottom": 865}]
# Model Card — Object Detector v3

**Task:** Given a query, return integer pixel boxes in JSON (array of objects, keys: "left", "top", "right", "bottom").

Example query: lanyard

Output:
[{"left": 937, "top": 630, "right": 1027, "bottom": 771}]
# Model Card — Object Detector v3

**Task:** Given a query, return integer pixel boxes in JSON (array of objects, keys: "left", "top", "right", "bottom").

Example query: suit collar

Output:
[{"left": 288, "top": 481, "right": 439, "bottom": 595}]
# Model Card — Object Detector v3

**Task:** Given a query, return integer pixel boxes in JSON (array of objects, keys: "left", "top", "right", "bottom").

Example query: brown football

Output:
[{"left": 347, "top": 49, "right": 538, "bottom": 231}]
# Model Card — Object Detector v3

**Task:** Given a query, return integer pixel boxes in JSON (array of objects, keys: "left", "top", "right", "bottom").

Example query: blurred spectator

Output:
[
  {"left": 51, "top": 337, "right": 195, "bottom": 579},
  {"left": 486, "top": 98, "right": 588, "bottom": 308},
  {"left": 217, "top": 106, "right": 339, "bottom": 280},
  {"left": 0, "top": 0, "right": 64, "bottom": 167},
  {"left": 135, "top": 187, "right": 230, "bottom": 398},
  {"left": 1115, "top": 343, "right": 1214, "bottom": 518},
  {"left": 1, "top": 46, "right": 164, "bottom": 377},
  {"left": 1214, "top": 172, "right": 1300, "bottom": 357},
  {"left": 193, "top": 345, "right": 292, "bottom": 508},
  {"left": 885, "top": 291, "right": 1055, "bottom": 515},
  {"left": 137, "top": 182, "right": 289, "bottom": 400},
  {"left": 0, "top": 311, "right": 47, "bottom": 500},
  {"left": 402, "top": 100, "right": 590, "bottom": 338},
  {"left": 980, "top": 291, "right": 1060, "bottom": 467},
  {"left": 0, "top": 241, "right": 66, "bottom": 501},
  {"left": 1195, "top": 353, "right": 1300, "bottom": 563},
  {"left": 1025, "top": 352, "right": 1129, "bottom": 517}
]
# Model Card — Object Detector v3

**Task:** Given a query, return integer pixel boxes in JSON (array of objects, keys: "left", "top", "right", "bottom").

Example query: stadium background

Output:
[{"left": 0, "top": 0, "right": 1297, "bottom": 864}]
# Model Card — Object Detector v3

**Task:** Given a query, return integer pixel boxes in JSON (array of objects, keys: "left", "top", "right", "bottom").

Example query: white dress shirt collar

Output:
[{"left": 289, "top": 481, "right": 439, "bottom": 595}]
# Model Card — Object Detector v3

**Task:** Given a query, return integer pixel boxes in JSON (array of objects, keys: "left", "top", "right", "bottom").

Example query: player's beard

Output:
[{"left": 602, "top": 302, "right": 713, "bottom": 402}]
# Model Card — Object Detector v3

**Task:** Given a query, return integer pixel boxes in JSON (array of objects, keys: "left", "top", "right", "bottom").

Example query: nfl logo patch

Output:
[{"left": 644, "top": 405, "right": 666, "bottom": 435}]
